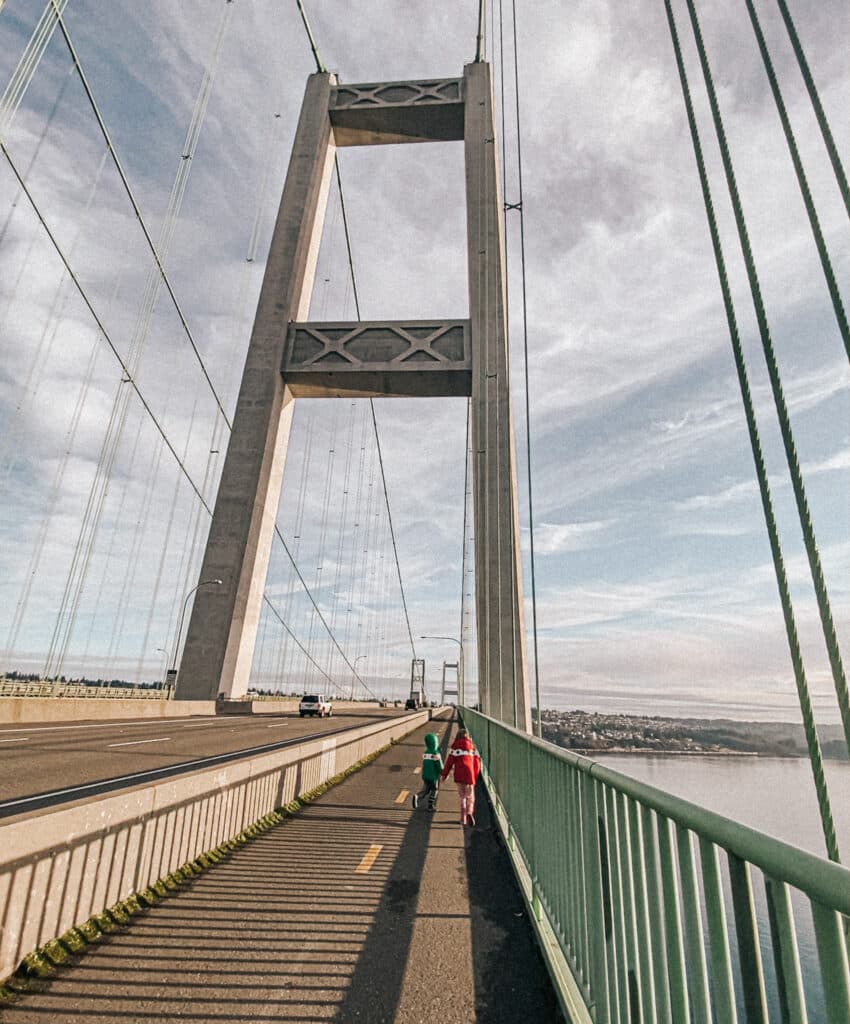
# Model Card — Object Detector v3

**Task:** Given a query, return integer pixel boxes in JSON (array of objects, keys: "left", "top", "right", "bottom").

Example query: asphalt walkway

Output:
[{"left": 2, "top": 716, "right": 562, "bottom": 1023}]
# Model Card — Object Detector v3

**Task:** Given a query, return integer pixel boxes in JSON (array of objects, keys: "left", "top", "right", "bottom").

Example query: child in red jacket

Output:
[{"left": 440, "top": 728, "right": 481, "bottom": 826}]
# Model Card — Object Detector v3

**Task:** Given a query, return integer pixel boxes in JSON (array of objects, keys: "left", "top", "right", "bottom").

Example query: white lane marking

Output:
[
  {"left": 0, "top": 725, "right": 347, "bottom": 811},
  {"left": 0, "top": 737, "right": 29, "bottom": 743},
  {"left": 266, "top": 723, "right": 288, "bottom": 728},
  {"left": 107, "top": 736, "right": 172, "bottom": 748},
  {"left": 0, "top": 717, "right": 219, "bottom": 737}
]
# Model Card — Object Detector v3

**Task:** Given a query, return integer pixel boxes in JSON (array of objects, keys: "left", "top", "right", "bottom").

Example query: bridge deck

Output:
[{"left": 3, "top": 717, "right": 562, "bottom": 1023}]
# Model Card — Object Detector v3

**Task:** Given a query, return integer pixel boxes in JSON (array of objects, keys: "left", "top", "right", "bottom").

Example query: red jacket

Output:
[{"left": 440, "top": 735, "right": 481, "bottom": 785}]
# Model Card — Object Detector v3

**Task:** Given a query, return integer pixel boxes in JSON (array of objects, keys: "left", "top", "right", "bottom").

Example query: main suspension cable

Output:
[
  {"left": 295, "top": 0, "right": 326, "bottom": 74},
  {"left": 475, "top": 0, "right": 486, "bottom": 62},
  {"left": 1, "top": 139, "right": 344, "bottom": 683},
  {"left": 50, "top": 3, "right": 233, "bottom": 429},
  {"left": 0, "top": 141, "right": 213, "bottom": 515}
]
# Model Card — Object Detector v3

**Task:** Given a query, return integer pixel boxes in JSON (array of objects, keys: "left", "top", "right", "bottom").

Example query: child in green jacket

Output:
[{"left": 411, "top": 732, "right": 443, "bottom": 810}]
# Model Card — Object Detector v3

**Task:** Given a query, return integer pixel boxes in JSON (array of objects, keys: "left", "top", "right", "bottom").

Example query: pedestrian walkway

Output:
[{"left": 2, "top": 715, "right": 561, "bottom": 1023}]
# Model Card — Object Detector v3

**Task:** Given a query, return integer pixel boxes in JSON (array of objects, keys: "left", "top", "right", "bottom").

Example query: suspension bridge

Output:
[{"left": 0, "top": 1, "right": 848, "bottom": 1021}]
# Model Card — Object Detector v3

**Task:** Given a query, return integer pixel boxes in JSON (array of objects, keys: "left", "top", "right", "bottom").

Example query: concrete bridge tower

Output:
[{"left": 175, "top": 64, "right": 531, "bottom": 732}]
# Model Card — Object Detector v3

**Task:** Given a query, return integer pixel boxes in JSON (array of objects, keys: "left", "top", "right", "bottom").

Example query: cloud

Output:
[
  {"left": 0, "top": 0, "right": 847, "bottom": 718},
  {"left": 535, "top": 518, "right": 616, "bottom": 555}
]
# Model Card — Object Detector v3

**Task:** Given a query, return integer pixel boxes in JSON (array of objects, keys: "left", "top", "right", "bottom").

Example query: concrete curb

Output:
[
  {"left": 0, "top": 711, "right": 431, "bottom": 986},
  {"left": 0, "top": 739, "right": 395, "bottom": 1003}
]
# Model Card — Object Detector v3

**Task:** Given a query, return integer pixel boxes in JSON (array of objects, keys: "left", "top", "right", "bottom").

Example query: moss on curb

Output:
[{"left": 0, "top": 736, "right": 397, "bottom": 1003}]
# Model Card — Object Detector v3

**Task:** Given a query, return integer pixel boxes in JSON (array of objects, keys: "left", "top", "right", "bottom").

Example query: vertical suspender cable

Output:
[
  {"left": 774, "top": 0, "right": 850, "bottom": 221},
  {"left": 663, "top": 0, "right": 840, "bottom": 865},
  {"left": 333, "top": 156, "right": 417, "bottom": 663},
  {"left": 510, "top": 0, "right": 540, "bottom": 737},
  {"left": 744, "top": 0, "right": 849, "bottom": 362},
  {"left": 496, "top": 0, "right": 516, "bottom": 727},
  {"left": 503, "top": 0, "right": 542, "bottom": 735},
  {"left": 459, "top": 399, "right": 471, "bottom": 706},
  {"left": 683, "top": 0, "right": 850, "bottom": 765}
]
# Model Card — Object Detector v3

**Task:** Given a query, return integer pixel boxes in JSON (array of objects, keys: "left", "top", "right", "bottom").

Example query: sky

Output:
[{"left": 0, "top": 0, "right": 847, "bottom": 722}]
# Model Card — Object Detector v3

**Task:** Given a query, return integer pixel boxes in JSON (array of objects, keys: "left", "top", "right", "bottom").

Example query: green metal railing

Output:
[{"left": 462, "top": 708, "right": 850, "bottom": 1024}]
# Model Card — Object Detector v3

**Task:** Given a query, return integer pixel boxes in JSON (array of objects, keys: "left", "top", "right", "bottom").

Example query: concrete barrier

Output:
[
  {"left": 0, "top": 710, "right": 431, "bottom": 982},
  {"left": 0, "top": 698, "right": 217, "bottom": 725},
  {"left": 0, "top": 697, "right": 389, "bottom": 724}
]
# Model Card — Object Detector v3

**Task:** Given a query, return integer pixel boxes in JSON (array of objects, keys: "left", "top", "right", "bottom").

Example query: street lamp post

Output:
[
  {"left": 419, "top": 635, "right": 464, "bottom": 707},
  {"left": 171, "top": 579, "right": 223, "bottom": 682},
  {"left": 351, "top": 655, "right": 367, "bottom": 701},
  {"left": 156, "top": 647, "right": 170, "bottom": 690}
]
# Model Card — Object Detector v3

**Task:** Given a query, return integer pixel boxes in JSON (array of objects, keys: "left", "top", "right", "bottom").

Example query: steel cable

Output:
[
  {"left": 334, "top": 155, "right": 418, "bottom": 662},
  {"left": 744, "top": 0, "right": 849, "bottom": 363},
  {"left": 774, "top": 0, "right": 850, "bottom": 221},
  {"left": 683, "top": 0, "right": 850, "bottom": 765},
  {"left": 663, "top": 0, "right": 841, "bottom": 864},
  {"left": 50, "top": 2, "right": 233, "bottom": 430}
]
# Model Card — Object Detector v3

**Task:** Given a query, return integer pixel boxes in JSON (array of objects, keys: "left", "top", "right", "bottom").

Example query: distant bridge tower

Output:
[
  {"left": 175, "top": 64, "right": 531, "bottom": 732},
  {"left": 440, "top": 661, "right": 460, "bottom": 706}
]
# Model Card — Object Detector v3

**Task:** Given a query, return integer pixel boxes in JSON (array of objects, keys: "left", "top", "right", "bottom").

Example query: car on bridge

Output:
[{"left": 299, "top": 694, "right": 333, "bottom": 717}]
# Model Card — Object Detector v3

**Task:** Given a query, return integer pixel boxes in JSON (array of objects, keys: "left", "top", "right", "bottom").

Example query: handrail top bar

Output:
[{"left": 462, "top": 707, "right": 850, "bottom": 915}]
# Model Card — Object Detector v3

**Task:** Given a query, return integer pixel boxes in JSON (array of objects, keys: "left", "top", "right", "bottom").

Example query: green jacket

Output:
[{"left": 421, "top": 733, "right": 443, "bottom": 782}]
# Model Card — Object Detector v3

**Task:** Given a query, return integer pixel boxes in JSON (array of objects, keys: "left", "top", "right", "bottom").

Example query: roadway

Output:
[
  {"left": 0, "top": 707, "right": 407, "bottom": 817},
  {"left": 1, "top": 716, "right": 563, "bottom": 1023}
]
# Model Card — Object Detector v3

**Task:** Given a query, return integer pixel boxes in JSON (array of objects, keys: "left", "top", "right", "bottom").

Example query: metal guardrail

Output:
[
  {"left": 462, "top": 707, "right": 850, "bottom": 1024},
  {"left": 0, "top": 680, "right": 171, "bottom": 699}
]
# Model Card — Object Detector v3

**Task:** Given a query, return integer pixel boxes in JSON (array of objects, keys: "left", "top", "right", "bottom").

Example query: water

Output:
[
  {"left": 596, "top": 754, "right": 850, "bottom": 1022},
  {"left": 597, "top": 754, "right": 850, "bottom": 857}
]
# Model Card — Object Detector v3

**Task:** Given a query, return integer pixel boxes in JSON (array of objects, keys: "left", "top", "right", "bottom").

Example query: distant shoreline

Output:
[
  {"left": 584, "top": 748, "right": 772, "bottom": 758},
  {"left": 542, "top": 710, "right": 848, "bottom": 762}
]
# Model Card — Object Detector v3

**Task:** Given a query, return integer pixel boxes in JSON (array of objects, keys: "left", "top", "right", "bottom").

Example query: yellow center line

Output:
[
  {"left": 395, "top": 789, "right": 410, "bottom": 804},
  {"left": 355, "top": 844, "right": 383, "bottom": 874},
  {"left": 413, "top": 766, "right": 421, "bottom": 774}
]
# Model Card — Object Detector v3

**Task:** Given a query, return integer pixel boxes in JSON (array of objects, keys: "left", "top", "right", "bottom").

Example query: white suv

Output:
[{"left": 299, "top": 694, "right": 333, "bottom": 718}]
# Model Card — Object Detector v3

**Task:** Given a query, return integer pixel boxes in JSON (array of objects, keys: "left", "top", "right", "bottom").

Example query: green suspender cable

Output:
[
  {"left": 662, "top": 0, "right": 841, "bottom": 866},
  {"left": 774, "top": 0, "right": 850, "bottom": 221},
  {"left": 744, "top": 0, "right": 849, "bottom": 362},
  {"left": 682, "top": 0, "right": 850, "bottom": 767}
]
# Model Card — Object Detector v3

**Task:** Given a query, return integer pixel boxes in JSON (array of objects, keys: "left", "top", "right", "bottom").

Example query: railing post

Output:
[
  {"left": 581, "top": 774, "right": 610, "bottom": 1021},
  {"left": 656, "top": 816, "right": 690, "bottom": 1023},
  {"left": 698, "top": 837, "right": 737, "bottom": 1023},
  {"left": 676, "top": 825, "right": 711, "bottom": 1024},
  {"left": 810, "top": 899, "right": 850, "bottom": 1024},
  {"left": 603, "top": 784, "right": 628, "bottom": 1021},
  {"left": 615, "top": 792, "right": 644, "bottom": 1024},
  {"left": 627, "top": 799, "right": 657, "bottom": 1023},
  {"left": 641, "top": 805, "right": 672, "bottom": 1023},
  {"left": 765, "top": 878, "right": 807, "bottom": 1024},
  {"left": 728, "top": 853, "right": 769, "bottom": 1024}
]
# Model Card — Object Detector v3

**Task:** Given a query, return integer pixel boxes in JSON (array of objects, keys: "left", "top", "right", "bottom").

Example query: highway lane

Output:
[
  {"left": 0, "top": 707, "right": 405, "bottom": 811},
  {"left": 0, "top": 715, "right": 560, "bottom": 1023}
]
